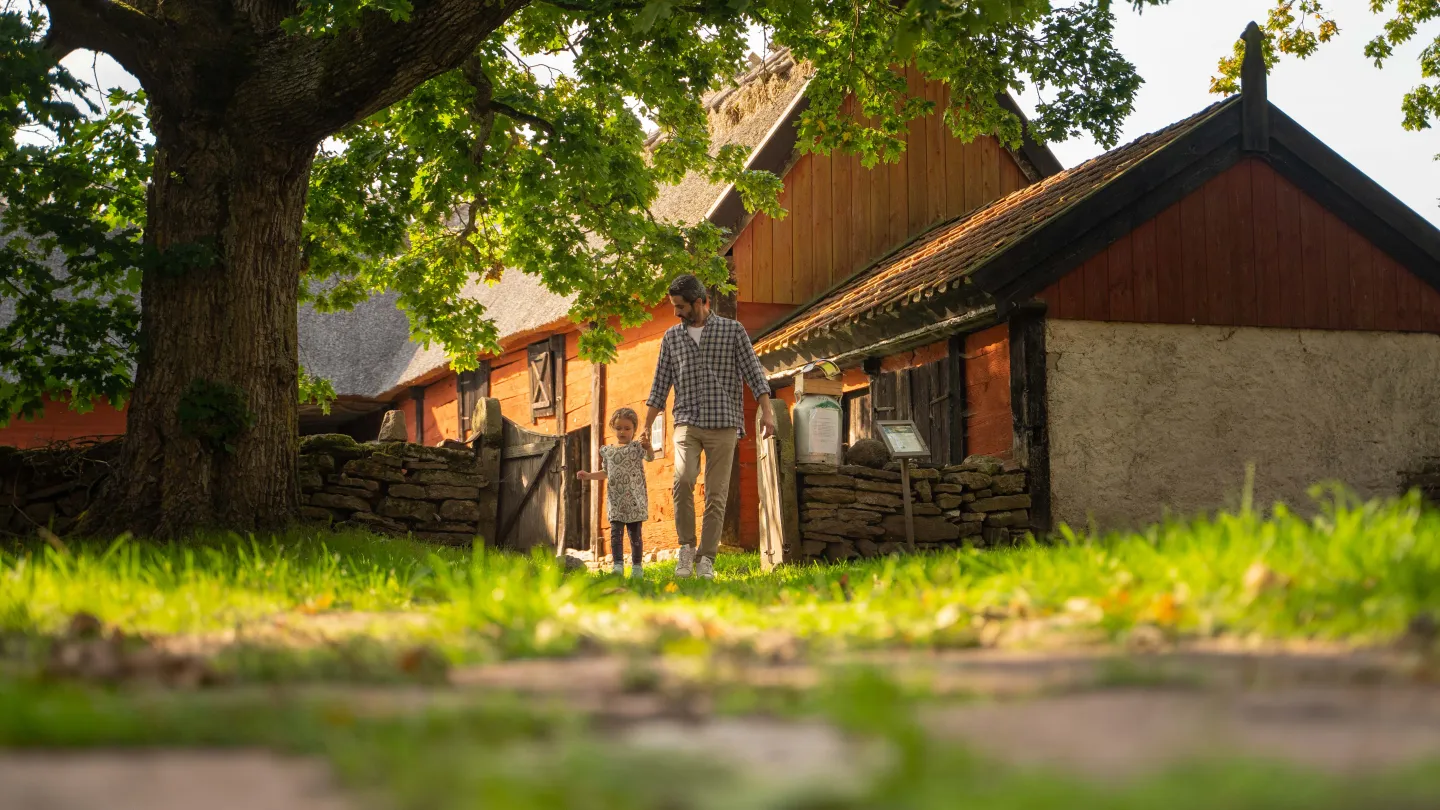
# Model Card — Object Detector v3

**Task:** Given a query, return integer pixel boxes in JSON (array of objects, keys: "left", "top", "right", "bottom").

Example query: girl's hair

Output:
[{"left": 609, "top": 407, "right": 640, "bottom": 430}]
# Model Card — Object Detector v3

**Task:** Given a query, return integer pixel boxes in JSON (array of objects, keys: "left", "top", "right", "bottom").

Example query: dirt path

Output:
[{"left": 0, "top": 751, "right": 354, "bottom": 810}]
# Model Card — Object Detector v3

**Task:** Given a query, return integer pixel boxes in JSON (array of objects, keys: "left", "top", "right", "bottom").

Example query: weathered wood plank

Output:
[
  {"left": 751, "top": 211, "right": 773, "bottom": 304},
  {"left": 1228, "top": 160, "right": 1259, "bottom": 327},
  {"left": 905, "top": 63, "right": 929, "bottom": 237},
  {"left": 771, "top": 179, "right": 794, "bottom": 305},
  {"left": 812, "top": 148, "right": 835, "bottom": 291},
  {"left": 1297, "top": 192, "right": 1329, "bottom": 328},
  {"left": 1106, "top": 231, "right": 1135, "bottom": 321},
  {"left": 1272, "top": 170, "right": 1305, "bottom": 328},
  {"left": 1179, "top": 192, "right": 1210, "bottom": 325},
  {"left": 925, "top": 75, "right": 947, "bottom": 226},
  {"left": 733, "top": 221, "right": 753, "bottom": 303},
  {"left": 1348, "top": 228, "right": 1376, "bottom": 330},
  {"left": 1203, "top": 172, "right": 1235, "bottom": 325},
  {"left": 1250, "top": 160, "right": 1282, "bottom": 327},
  {"left": 1323, "top": 209, "right": 1351, "bottom": 329},
  {"left": 1131, "top": 218, "right": 1160, "bottom": 322},
  {"left": 789, "top": 154, "right": 813, "bottom": 305},
  {"left": 1082, "top": 252, "right": 1109, "bottom": 321}
]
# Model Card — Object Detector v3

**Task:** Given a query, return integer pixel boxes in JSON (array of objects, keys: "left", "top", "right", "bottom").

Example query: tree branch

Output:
[
  {"left": 237, "top": 0, "right": 532, "bottom": 143},
  {"left": 488, "top": 100, "right": 556, "bottom": 138},
  {"left": 41, "top": 0, "right": 164, "bottom": 85}
]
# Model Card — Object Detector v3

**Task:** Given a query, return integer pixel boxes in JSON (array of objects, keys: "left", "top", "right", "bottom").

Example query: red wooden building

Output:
[{"left": 755, "top": 28, "right": 1440, "bottom": 531}]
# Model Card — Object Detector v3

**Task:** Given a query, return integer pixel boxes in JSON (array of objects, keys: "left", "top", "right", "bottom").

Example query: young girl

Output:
[{"left": 577, "top": 407, "right": 654, "bottom": 577}]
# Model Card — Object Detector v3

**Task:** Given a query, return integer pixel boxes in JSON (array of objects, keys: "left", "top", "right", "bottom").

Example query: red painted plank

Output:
[
  {"left": 770, "top": 177, "right": 793, "bottom": 305},
  {"left": 1395, "top": 255, "right": 1423, "bottom": 331},
  {"left": 1106, "top": 231, "right": 1136, "bottom": 321},
  {"left": 1250, "top": 161, "right": 1282, "bottom": 327},
  {"left": 943, "top": 93, "right": 968, "bottom": 220},
  {"left": 1296, "top": 192, "right": 1329, "bottom": 329},
  {"left": 1272, "top": 173, "right": 1305, "bottom": 329},
  {"left": 1131, "top": 217, "right": 1160, "bottom": 321},
  {"left": 789, "top": 154, "right": 812, "bottom": 304},
  {"left": 905, "top": 64, "right": 929, "bottom": 237},
  {"left": 831, "top": 138, "right": 853, "bottom": 282},
  {"left": 964, "top": 133, "right": 983, "bottom": 216},
  {"left": 887, "top": 129, "right": 909, "bottom": 248},
  {"left": 1228, "top": 161, "right": 1259, "bottom": 327},
  {"left": 1155, "top": 204, "right": 1186, "bottom": 324},
  {"left": 1179, "top": 192, "right": 1210, "bottom": 325},
  {"left": 981, "top": 136, "right": 1001, "bottom": 209},
  {"left": 750, "top": 212, "right": 773, "bottom": 304},
  {"left": 925, "top": 76, "right": 947, "bottom": 226},
  {"left": 1202, "top": 173, "right": 1235, "bottom": 325},
  {"left": 812, "top": 150, "right": 834, "bottom": 292},
  {"left": 1372, "top": 244, "right": 1400, "bottom": 331},
  {"left": 1347, "top": 228, "right": 1376, "bottom": 331},
  {"left": 1082, "top": 251, "right": 1110, "bottom": 321},
  {"left": 733, "top": 222, "right": 753, "bottom": 303},
  {"left": 1323, "top": 210, "right": 1351, "bottom": 329}
]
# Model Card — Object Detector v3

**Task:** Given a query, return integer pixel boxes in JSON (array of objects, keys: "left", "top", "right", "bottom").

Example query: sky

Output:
[{"left": 64, "top": 0, "right": 1438, "bottom": 224}]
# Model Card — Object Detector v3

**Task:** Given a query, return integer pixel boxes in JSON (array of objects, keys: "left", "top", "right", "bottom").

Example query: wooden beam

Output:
[
  {"left": 1240, "top": 21, "right": 1269, "bottom": 153},
  {"left": 947, "top": 334, "right": 966, "bottom": 463},
  {"left": 550, "top": 333, "right": 568, "bottom": 556},
  {"left": 410, "top": 386, "right": 425, "bottom": 445},
  {"left": 1008, "top": 304, "right": 1051, "bottom": 535},
  {"left": 590, "top": 358, "right": 604, "bottom": 556}
]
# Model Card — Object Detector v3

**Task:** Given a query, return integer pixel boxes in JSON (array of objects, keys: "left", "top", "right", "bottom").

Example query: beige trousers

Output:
[{"left": 672, "top": 425, "right": 738, "bottom": 559}]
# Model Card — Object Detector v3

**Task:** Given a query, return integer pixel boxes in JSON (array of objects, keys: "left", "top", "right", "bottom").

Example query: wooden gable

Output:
[
  {"left": 734, "top": 64, "right": 1033, "bottom": 310},
  {"left": 1040, "top": 158, "right": 1440, "bottom": 332}
]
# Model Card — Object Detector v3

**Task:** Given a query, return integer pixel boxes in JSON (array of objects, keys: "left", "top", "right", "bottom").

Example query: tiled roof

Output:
[{"left": 753, "top": 97, "right": 1238, "bottom": 356}]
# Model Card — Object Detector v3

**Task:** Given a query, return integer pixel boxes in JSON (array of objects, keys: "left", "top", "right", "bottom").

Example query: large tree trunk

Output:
[{"left": 80, "top": 120, "right": 317, "bottom": 539}]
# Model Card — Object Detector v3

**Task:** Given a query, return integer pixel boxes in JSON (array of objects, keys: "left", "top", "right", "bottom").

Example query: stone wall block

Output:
[
  {"left": 342, "top": 459, "right": 407, "bottom": 483},
  {"left": 377, "top": 497, "right": 437, "bottom": 523}
]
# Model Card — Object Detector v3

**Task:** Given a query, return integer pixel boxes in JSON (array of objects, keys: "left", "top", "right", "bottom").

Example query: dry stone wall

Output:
[
  {"left": 0, "top": 433, "right": 497, "bottom": 546},
  {"left": 298, "top": 434, "right": 494, "bottom": 545},
  {"left": 0, "top": 439, "right": 118, "bottom": 537},
  {"left": 796, "top": 454, "right": 1032, "bottom": 561}
]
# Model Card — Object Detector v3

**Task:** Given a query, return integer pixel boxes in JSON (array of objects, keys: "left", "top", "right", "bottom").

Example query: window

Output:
[
  {"left": 458, "top": 360, "right": 490, "bottom": 440},
  {"left": 527, "top": 341, "right": 555, "bottom": 419}
]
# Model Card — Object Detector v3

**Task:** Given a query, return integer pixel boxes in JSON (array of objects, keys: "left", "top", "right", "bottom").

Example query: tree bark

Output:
[{"left": 80, "top": 119, "right": 316, "bottom": 539}]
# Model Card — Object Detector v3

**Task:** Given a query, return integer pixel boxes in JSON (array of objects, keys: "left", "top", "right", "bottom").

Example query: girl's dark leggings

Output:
[{"left": 610, "top": 521, "right": 643, "bottom": 565}]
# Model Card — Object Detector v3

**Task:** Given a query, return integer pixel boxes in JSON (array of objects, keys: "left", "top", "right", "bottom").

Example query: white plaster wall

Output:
[{"left": 1046, "top": 320, "right": 1440, "bottom": 530}]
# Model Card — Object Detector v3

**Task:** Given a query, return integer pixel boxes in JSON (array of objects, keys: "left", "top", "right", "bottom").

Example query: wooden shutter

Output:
[
  {"left": 458, "top": 360, "right": 491, "bottom": 440},
  {"left": 528, "top": 342, "right": 555, "bottom": 419}
]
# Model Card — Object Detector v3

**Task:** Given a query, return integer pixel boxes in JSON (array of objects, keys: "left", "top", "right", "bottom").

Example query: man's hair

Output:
[{"left": 667, "top": 274, "right": 707, "bottom": 304}]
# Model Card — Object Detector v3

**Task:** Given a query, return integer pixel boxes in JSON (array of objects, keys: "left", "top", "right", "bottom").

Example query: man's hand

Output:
[{"left": 759, "top": 408, "right": 776, "bottom": 440}]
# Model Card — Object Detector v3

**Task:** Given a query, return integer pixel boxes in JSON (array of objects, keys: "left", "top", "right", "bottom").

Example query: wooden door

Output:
[
  {"left": 866, "top": 358, "right": 955, "bottom": 465},
  {"left": 496, "top": 418, "right": 562, "bottom": 551},
  {"left": 756, "top": 400, "right": 800, "bottom": 571}
]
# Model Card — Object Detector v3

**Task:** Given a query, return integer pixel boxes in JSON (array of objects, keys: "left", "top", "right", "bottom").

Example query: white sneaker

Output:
[
  {"left": 675, "top": 545, "right": 696, "bottom": 578},
  {"left": 611, "top": 561, "right": 624, "bottom": 575},
  {"left": 697, "top": 556, "right": 715, "bottom": 580},
  {"left": 629, "top": 565, "right": 644, "bottom": 580}
]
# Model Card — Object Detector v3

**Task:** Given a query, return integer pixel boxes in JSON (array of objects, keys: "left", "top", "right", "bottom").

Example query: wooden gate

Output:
[
  {"left": 494, "top": 417, "right": 592, "bottom": 553},
  {"left": 756, "top": 399, "right": 800, "bottom": 571}
]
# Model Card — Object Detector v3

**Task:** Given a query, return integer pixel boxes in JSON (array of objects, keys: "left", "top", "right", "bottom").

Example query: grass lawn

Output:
[
  {"left": 4, "top": 488, "right": 1439, "bottom": 667},
  {"left": 2, "top": 489, "right": 1440, "bottom": 808}
]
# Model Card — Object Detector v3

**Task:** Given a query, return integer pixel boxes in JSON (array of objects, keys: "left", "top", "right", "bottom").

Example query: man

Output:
[{"left": 641, "top": 274, "right": 775, "bottom": 580}]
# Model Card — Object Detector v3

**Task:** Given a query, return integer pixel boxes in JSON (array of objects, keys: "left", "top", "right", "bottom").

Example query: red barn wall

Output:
[
  {"left": 0, "top": 396, "right": 128, "bottom": 449},
  {"left": 1040, "top": 158, "right": 1440, "bottom": 331}
]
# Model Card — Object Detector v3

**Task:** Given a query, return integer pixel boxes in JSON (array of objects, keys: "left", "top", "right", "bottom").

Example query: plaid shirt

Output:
[{"left": 646, "top": 314, "right": 771, "bottom": 437}]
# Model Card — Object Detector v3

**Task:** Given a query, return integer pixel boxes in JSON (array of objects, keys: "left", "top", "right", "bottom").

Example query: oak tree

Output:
[{"left": 0, "top": 0, "right": 1275, "bottom": 537}]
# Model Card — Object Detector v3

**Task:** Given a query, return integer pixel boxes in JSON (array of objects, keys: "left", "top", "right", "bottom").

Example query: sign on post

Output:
[{"left": 874, "top": 420, "right": 930, "bottom": 551}]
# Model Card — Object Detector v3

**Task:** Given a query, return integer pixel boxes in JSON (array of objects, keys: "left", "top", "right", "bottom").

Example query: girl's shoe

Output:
[
  {"left": 629, "top": 565, "right": 644, "bottom": 580},
  {"left": 611, "top": 561, "right": 624, "bottom": 575}
]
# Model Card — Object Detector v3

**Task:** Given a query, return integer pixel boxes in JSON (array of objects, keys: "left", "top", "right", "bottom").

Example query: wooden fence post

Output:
[{"left": 473, "top": 397, "right": 503, "bottom": 546}]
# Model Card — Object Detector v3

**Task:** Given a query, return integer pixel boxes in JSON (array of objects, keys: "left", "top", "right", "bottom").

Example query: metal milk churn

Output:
[{"left": 792, "top": 362, "right": 844, "bottom": 466}]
